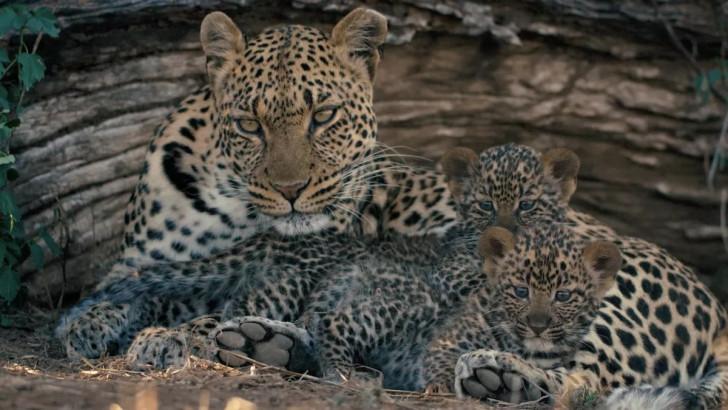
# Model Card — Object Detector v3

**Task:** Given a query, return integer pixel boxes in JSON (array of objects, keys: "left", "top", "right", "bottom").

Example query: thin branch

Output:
[
  {"left": 708, "top": 108, "right": 728, "bottom": 189},
  {"left": 651, "top": 0, "right": 728, "bottom": 104},
  {"left": 721, "top": 189, "right": 728, "bottom": 254}
]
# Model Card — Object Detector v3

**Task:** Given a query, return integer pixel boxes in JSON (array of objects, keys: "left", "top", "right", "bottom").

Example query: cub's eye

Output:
[
  {"left": 479, "top": 201, "right": 494, "bottom": 211},
  {"left": 234, "top": 118, "right": 261, "bottom": 135},
  {"left": 519, "top": 200, "right": 535, "bottom": 211},
  {"left": 513, "top": 286, "right": 529, "bottom": 299},
  {"left": 313, "top": 107, "right": 337, "bottom": 126},
  {"left": 555, "top": 290, "right": 571, "bottom": 302}
]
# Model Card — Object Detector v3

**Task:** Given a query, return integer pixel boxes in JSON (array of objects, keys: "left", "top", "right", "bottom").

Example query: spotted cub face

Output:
[
  {"left": 200, "top": 9, "right": 387, "bottom": 235},
  {"left": 478, "top": 225, "right": 621, "bottom": 359},
  {"left": 440, "top": 144, "right": 579, "bottom": 232}
]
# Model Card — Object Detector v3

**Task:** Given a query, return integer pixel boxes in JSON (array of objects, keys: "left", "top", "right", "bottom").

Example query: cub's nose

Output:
[
  {"left": 272, "top": 179, "right": 309, "bottom": 202},
  {"left": 526, "top": 312, "right": 552, "bottom": 335}
]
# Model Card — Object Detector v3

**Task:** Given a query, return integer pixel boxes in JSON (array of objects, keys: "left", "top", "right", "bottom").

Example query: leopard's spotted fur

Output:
[
  {"left": 106, "top": 8, "right": 456, "bottom": 283},
  {"left": 442, "top": 147, "right": 728, "bottom": 409},
  {"left": 58, "top": 7, "right": 459, "bottom": 369}
]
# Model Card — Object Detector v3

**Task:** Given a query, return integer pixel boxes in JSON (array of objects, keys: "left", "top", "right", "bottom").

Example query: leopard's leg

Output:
[
  {"left": 56, "top": 301, "right": 134, "bottom": 360},
  {"left": 211, "top": 266, "right": 321, "bottom": 372},
  {"left": 422, "top": 338, "right": 467, "bottom": 394},
  {"left": 216, "top": 265, "right": 363, "bottom": 372},
  {"left": 454, "top": 349, "right": 566, "bottom": 405},
  {"left": 125, "top": 314, "right": 222, "bottom": 370},
  {"left": 422, "top": 294, "right": 499, "bottom": 394},
  {"left": 313, "top": 306, "right": 362, "bottom": 383},
  {"left": 312, "top": 289, "right": 437, "bottom": 390}
]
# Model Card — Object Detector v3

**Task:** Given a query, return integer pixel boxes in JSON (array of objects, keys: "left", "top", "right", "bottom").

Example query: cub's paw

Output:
[
  {"left": 212, "top": 316, "right": 318, "bottom": 373},
  {"left": 126, "top": 327, "right": 189, "bottom": 370},
  {"left": 56, "top": 302, "right": 130, "bottom": 360},
  {"left": 454, "top": 349, "right": 553, "bottom": 404}
]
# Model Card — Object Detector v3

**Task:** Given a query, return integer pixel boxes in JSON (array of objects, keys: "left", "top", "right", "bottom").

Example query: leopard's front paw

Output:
[
  {"left": 212, "top": 316, "right": 317, "bottom": 373},
  {"left": 56, "top": 302, "right": 130, "bottom": 360},
  {"left": 126, "top": 327, "right": 189, "bottom": 370},
  {"left": 454, "top": 350, "right": 554, "bottom": 404}
]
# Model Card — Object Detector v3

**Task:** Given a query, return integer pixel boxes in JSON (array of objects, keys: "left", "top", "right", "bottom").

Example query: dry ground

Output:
[{"left": 0, "top": 308, "right": 519, "bottom": 410}]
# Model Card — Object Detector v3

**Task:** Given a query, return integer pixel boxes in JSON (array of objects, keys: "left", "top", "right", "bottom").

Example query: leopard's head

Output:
[
  {"left": 440, "top": 143, "right": 579, "bottom": 232},
  {"left": 478, "top": 225, "right": 621, "bottom": 358},
  {"left": 200, "top": 8, "right": 387, "bottom": 234}
]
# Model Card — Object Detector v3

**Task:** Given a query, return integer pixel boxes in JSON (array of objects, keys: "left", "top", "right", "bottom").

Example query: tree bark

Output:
[{"left": 14, "top": 0, "right": 728, "bottom": 303}]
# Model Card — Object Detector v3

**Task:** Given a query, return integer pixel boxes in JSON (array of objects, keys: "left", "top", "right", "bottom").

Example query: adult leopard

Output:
[
  {"left": 107, "top": 7, "right": 456, "bottom": 284},
  {"left": 59, "top": 7, "right": 458, "bottom": 367}
]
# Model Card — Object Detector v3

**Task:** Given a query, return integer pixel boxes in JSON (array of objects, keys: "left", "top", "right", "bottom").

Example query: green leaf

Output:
[
  {"left": 4, "top": 86, "right": 22, "bottom": 114},
  {"left": 0, "top": 154, "right": 15, "bottom": 166},
  {"left": 0, "top": 49, "right": 9, "bottom": 77},
  {"left": 17, "top": 52, "right": 45, "bottom": 91},
  {"left": 0, "top": 241, "right": 6, "bottom": 266},
  {"left": 40, "top": 228, "right": 61, "bottom": 256},
  {"left": 0, "top": 315, "right": 11, "bottom": 326},
  {"left": 693, "top": 74, "right": 703, "bottom": 90},
  {"left": 26, "top": 8, "right": 59, "bottom": 38},
  {"left": 0, "top": 190, "right": 13, "bottom": 214},
  {"left": 0, "top": 268, "right": 19, "bottom": 303},
  {"left": 4, "top": 244, "right": 17, "bottom": 266},
  {"left": 707, "top": 68, "right": 722, "bottom": 86},
  {"left": 0, "top": 7, "right": 19, "bottom": 37},
  {"left": 0, "top": 125, "right": 11, "bottom": 143},
  {"left": 693, "top": 74, "right": 708, "bottom": 103},
  {"left": 29, "top": 242, "right": 43, "bottom": 270},
  {"left": 0, "top": 191, "right": 19, "bottom": 235},
  {"left": 0, "top": 85, "right": 9, "bottom": 112},
  {"left": 10, "top": 5, "right": 31, "bottom": 26}
]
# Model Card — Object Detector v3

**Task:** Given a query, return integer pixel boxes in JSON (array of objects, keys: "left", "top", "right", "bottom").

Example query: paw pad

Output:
[{"left": 462, "top": 367, "right": 546, "bottom": 404}]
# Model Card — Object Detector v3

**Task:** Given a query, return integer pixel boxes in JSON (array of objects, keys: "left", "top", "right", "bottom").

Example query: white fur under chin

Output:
[
  {"left": 523, "top": 337, "right": 555, "bottom": 352},
  {"left": 272, "top": 214, "right": 332, "bottom": 236},
  {"left": 603, "top": 386, "right": 692, "bottom": 410}
]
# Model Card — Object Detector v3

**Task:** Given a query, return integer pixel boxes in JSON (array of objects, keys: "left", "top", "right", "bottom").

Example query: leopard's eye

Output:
[
  {"left": 313, "top": 107, "right": 337, "bottom": 126},
  {"left": 234, "top": 118, "right": 261, "bottom": 135},
  {"left": 519, "top": 200, "right": 535, "bottom": 211},
  {"left": 514, "top": 286, "right": 529, "bottom": 299},
  {"left": 479, "top": 201, "right": 494, "bottom": 212},
  {"left": 555, "top": 290, "right": 571, "bottom": 302}
]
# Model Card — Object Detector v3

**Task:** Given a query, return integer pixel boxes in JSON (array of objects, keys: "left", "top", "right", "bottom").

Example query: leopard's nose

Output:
[
  {"left": 272, "top": 179, "right": 309, "bottom": 202},
  {"left": 527, "top": 312, "right": 551, "bottom": 335}
]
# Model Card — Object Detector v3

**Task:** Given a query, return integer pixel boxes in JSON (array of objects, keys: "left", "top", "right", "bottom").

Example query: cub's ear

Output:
[
  {"left": 438, "top": 147, "right": 479, "bottom": 203},
  {"left": 200, "top": 11, "right": 246, "bottom": 96},
  {"left": 582, "top": 241, "right": 622, "bottom": 298},
  {"left": 330, "top": 8, "right": 388, "bottom": 81},
  {"left": 478, "top": 226, "right": 516, "bottom": 281},
  {"left": 542, "top": 148, "right": 580, "bottom": 205}
]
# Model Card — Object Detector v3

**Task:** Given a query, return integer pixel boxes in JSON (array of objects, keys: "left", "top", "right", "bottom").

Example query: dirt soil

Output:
[{"left": 0, "top": 309, "right": 511, "bottom": 410}]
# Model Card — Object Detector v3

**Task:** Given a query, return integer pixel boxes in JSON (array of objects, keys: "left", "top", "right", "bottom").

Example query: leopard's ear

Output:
[
  {"left": 200, "top": 11, "right": 246, "bottom": 97},
  {"left": 438, "top": 147, "right": 479, "bottom": 203},
  {"left": 542, "top": 148, "right": 580, "bottom": 205},
  {"left": 330, "top": 8, "right": 388, "bottom": 82},
  {"left": 582, "top": 241, "right": 621, "bottom": 298},
  {"left": 478, "top": 226, "right": 515, "bottom": 281}
]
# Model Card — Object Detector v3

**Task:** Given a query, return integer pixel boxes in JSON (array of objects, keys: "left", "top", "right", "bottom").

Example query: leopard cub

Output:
[{"left": 423, "top": 223, "right": 621, "bottom": 401}]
